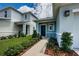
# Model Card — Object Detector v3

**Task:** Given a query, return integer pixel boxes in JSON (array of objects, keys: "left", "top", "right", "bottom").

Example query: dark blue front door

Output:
[{"left": 41, "top": 25, "right": 46, "bottom": 36}]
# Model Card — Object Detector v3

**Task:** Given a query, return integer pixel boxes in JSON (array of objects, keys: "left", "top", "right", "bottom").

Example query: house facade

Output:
[
  {"left": 1, "top": 4, "right": 79, "bottom": 49},
  {"left": 53, "top": 3, "right": 79, "bottom": 49},
  {"left": 0, "top": 7, "right": 37, "bottom": 37},
  {"left": 34, "top": 17, "right": 56, "bottom": 38},
  {"left": 35, "top": 3, "right": 79, "bottom": 49}
]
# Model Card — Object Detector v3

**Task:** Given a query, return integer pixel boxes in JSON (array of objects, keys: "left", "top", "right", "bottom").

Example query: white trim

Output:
[
  {"left": 40, "top": 24, "right": 47, "bottom": 37},
  {"left": 48, "top": 23, "right": 55, "bottom": 31},
  {"left": 72, "top": 8, "right": 79, "bottom": 13}
]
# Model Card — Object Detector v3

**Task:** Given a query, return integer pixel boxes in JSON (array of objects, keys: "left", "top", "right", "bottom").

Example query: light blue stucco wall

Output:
[
  {"left": 36, "top": 22, "right": 56, "bottom": 38},
  {"left": 57, "top": 4, "right": 79, "bottom": 49}
]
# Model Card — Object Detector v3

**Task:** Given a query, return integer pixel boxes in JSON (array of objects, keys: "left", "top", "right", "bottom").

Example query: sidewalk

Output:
[{"left": 22, "top": 39, "right": 49, "bottom": 56}]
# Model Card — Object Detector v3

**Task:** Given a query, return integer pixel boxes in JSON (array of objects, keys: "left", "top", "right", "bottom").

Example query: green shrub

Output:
[
  {"left": 4, "top": 47, "right": 16, "bottom": 56},
  {"left": 32, "top": 38, "right": 38, "bottom": 44},
  {"left": 8, "top": 35, "right": 13, "bottom": 39},
  {"left": 0, "top": 36, "right": 6, "bottom": 40},
  {"left": 21, "top": 38, "right": 38, "bottom": 50},
  {"left": 20, "top": 33, "right": 26, "bottom": 37},
  {"left": 4, "top": 45, "right": 24, "bottom": 56},
  {"left": 61, "top": 32, "right": 73, "bottom": 51},
  {"left": 21, "top": 41, "right": 30, "bottom": 49},
  {"left": 13, "top": 34, "right": 17, "bottom": 38},
  {"left": 14, "top": 45, "right": 24, "bottom": 54},
  {"left": 32, "top": 30, "right": 37, "bottom": 38},
  {"left": 47, "top": 37, "right": 58, "bottom": 49},
  {"left": 17, "top": 33, "right": 26, "bottom": 37}
]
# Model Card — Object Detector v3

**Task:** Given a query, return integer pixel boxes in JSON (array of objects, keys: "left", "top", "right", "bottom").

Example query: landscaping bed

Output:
[
  {"left": 0, "top": 35, "right": 32, "bottom": 56},
  {"left": 45, "top": 48, "right": 78, "bottom": 56},
  {"left": 0, "top": 36, "right": 41, "bottom": 56},
  {"left": 45, "top": 32, "right": 78, "bottom": 56},
  {"left": 19, "top": 40, "right": 39, "bottom": 56},
  {"left": 0, "top": 30, "right": 42, "bottom": 56}
]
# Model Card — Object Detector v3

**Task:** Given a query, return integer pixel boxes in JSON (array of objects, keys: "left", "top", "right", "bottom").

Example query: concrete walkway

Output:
[
  {"left": 73, "top": 49, "right": 79, "bottom": 55},
  {"left": 22, "top": 39, "right": 48, "bottom": 56}
]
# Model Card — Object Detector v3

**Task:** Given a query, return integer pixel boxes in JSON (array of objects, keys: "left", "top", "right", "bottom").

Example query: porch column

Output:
[
  {"left": 23, "top": 23, "right": 26, "bottom": 34},
  {"left": 36, "top": 22, "right": 39, "bottom": 34}
]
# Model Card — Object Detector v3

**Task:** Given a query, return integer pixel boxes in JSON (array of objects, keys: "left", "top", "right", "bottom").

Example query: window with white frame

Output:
[
  {"left": 48, "top": 24, "right": 55, "bottom": 31},
  {"left": 25, "top": 14, "right": 27, "bottom": 19},
  {"left": 4, "top": 11, "right": 7, "bottom": 18}
]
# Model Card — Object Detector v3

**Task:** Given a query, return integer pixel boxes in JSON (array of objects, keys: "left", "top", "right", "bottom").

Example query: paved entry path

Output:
[
  {"left": 73, "top": 49, "right": 79, "bottom": 55},
  {"left": 22, "top": 39, "right": 49, "bottom": 56}
]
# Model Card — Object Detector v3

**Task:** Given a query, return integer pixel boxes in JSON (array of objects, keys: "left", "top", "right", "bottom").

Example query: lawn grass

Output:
[{"left": 0, "top": 35, "right": 32, "bottom": 56}]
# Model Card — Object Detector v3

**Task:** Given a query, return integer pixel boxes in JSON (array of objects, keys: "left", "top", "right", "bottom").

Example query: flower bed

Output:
[
  {"left": 0, "top": 30, "right": 42, "bottom": 56},
  {"left": 44, "top": 36, "right": 78, "bottom": 56}
]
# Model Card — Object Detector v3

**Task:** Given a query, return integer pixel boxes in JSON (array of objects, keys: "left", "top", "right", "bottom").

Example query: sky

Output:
[
  {"left": 0, "top": 3, "right": 36, "bottom": 9},
  {"left": 0, "top": 3, "right": 53, "bottom": 18}
]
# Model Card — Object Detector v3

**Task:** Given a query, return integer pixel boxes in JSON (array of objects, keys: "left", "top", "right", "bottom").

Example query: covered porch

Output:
[
  {"left": 34, "top": 18, "right": 56, "bottom": 38},
  {"left": 14, "top": 22, "right": 30, "bottom": 35}
]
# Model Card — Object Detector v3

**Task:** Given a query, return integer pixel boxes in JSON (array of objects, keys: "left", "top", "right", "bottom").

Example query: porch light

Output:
[{"left": 64, "top": 10, "right": 70, "bottom": 17}]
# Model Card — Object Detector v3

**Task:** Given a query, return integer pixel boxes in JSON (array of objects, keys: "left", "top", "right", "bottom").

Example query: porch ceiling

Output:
[
  {"left": 0, "top": 17, "right": 11, "bottom": 20},
  {"left": 14, "top": 22, "right": 25, "bottom": 25},
  {"left": 34, "top": 17, "right": 56, "bottom": 23},
  {"left": 53, "top": 3, "right": 72, "bottom": 19}
]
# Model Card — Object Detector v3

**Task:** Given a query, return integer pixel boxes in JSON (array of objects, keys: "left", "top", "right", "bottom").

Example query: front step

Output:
[{"left": 42, "top": 36, "right": 49, "bottom": 40}]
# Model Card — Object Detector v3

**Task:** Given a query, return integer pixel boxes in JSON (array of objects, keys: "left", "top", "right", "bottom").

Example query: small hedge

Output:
[
  {"left": 0, "top": 36, "right": 6, "bottom": 40},
  {"left": 4, "top": 45, "right": 24, "bottom": 56},
  {"left": 21, "top": 41, "right": 30, "bottom": 49},
  {"left": 4, "top": 37, "right": 40, "bottom": 56},
  {"left": 7, "top": 35, "right": 13, "bottom": 39},
  {"left": 47, "top": 37, "right": 58, "bottom": 49},
  {"left": 32, "top": 30, "right": 38, "bottom": 38},
  {"left": 32, "top": 30, "right": 42, "bottom": 39},
  {"left": 61, "top": 32, "right": 73, "bottom": 51},
  {"left": 13, "top": 34, "right": 17, "bottom": 38},
  {"left": 0, "top": 33, "right": 26, "bottom": 40}
]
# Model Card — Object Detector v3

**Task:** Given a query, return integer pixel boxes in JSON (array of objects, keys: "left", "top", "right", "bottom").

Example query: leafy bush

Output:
[
  {"left": 8, "top": 35, "right": 13, "bottom": 39},
  {"left": 4, "top": 35, "right": 40, "bottom": 56},
  {"left": 4, "top": 47, "right": 16, "bottom": 56},
  {"left": 13, "top": 34, "right": 17, "bottom": 38},
  {"left": 17, "top": 33, "right": 26, "bottom": 37},
  {"left": 32, "top": 30, "right": 37, "bottom": 38},
  {"left": 21, "top": 38, "right": 39, "bottom": 50},
  {"left": 32, "top": 38, "right": 38, "bottom": 43},
  {"left": 20, "top": 33, "right": 26, "bottom": 37},
  {"left": 14, "top": 45, "right": 24, "bottom": 54},
  {"left": 4, "top": 45, "right": 24, "bottom": 56},
  {"left": 0, "top": 36, "right": 6, "bottom": 40},
  {"left": 21, "top": 41, "right": 30, "bottom": 49},
  {"left": 47, "top": 37, "right": 58, "bottom": 49},
  {"left": 61, "top": 32, "right": 73, "bottom": 51}
]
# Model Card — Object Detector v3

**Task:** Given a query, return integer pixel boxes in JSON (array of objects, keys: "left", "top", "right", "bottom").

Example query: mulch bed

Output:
[{"left": 45, "top": 48, "right": 79, "bottom": 56}]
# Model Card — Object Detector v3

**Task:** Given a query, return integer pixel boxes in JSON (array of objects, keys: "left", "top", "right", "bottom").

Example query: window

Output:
[
  {"left": 25, "top": 14, "right": 27, "bottom": 19},
  {"left": 33, "top": 27, "right": 35, "bottom": 30},
  {"left": 48, "top": 24, "right": 55, "bottom": 31},
  {"left": 4, "top": 11, "right": 7, "bottom": 18}
]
